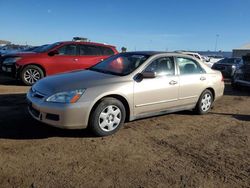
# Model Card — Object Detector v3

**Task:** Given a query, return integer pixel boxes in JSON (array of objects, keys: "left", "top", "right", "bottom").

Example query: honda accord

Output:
[{"left": 27, "top": 52, "right": 224, "bottom": 136}]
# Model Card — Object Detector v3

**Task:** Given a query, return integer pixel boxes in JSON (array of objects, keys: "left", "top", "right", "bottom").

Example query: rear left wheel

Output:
[{"left": 195, "top": 89, "right": 213, "bottom": 115}]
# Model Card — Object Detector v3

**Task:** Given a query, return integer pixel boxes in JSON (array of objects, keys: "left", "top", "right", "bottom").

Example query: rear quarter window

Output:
[{"left": 100, "top": 46, "right": 115, "bottom": 56}]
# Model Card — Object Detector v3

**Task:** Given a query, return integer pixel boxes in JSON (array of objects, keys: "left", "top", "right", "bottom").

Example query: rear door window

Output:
[
  {"left": 177, "top": 57, "right": 204, "bottom": 75},
  {"left": 78, "top": 45, "right": 102, "bottom": 56}
]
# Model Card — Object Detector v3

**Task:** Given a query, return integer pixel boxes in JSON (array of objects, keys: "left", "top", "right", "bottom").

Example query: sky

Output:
[{"left": 0, "top": 0, "right": 250, "bottom": 51}]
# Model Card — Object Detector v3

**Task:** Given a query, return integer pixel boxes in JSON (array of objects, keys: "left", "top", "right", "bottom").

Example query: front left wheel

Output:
[
  {"left": 21, "top": 65, "right": 44, "bottom": 86},
  {"left": 88, "top": 97, "right": 126, "bottom": 136}
]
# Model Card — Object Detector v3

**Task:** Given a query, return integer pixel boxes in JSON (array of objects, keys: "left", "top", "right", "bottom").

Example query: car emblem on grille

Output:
[{"left": 31, "top": 88, "right": 45, "bottom": 98}]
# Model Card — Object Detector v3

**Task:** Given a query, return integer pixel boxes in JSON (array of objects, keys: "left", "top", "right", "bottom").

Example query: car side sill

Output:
[
  {"left": 130, "top": 104, "right": 196, "bottom": 121},
  {"left": 135, "top": 98, "right": 178, "bottom": 107}
]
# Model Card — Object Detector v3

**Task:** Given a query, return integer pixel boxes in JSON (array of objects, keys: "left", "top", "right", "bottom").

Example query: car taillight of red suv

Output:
[{"left": 1, "top": 41, "right": 118, "bottom": 85}]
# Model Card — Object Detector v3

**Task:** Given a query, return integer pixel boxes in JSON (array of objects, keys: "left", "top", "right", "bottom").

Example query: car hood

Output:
[
  {"left": 2, "top": 51, "right": 37, "bottom": 57},
  {"left": 33, "top": 70, "right": 123, "bottom": 95}
]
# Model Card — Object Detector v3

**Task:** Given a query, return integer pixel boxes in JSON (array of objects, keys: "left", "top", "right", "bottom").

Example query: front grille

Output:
[
  {"left": 0, "top": 56, "right": 12, "bottom": 66},
  {"left": 46, "top": 113, "right": 59, "bottom": 121}
]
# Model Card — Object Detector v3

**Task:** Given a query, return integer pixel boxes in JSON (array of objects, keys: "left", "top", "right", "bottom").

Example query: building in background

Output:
[
  {"left": 0, "top": 40, "right": 11, "bottom": 47},
  {"left": 233, "top": 43, "right": 250, "bottom": 57}
]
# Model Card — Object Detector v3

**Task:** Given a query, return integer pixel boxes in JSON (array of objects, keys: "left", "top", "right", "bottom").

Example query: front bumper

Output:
[
  {"left": 26, "top": 91, "right": 91, "bottom": 129},
  {"left": 1, "top": 64, "right": 18, "bottom": 78}
]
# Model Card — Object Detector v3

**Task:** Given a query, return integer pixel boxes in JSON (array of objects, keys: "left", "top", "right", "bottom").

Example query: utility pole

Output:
[{"left": 214, "top": 34, "right": 219, "bottom": 52}]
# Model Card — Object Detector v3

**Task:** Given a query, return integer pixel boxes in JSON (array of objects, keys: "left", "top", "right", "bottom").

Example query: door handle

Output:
[
  {"left": 200, "top": 76, "right": 206, "bottom": 81},
  {"left": 169, "top": 80, "right": 178, "bottom": 85},
  {"left": 74, "top": 58, "right": 79, "bottom": 62}
]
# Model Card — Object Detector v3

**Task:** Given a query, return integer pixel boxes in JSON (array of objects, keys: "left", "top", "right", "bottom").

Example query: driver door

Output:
[
  {"left": 48, "top": 44, "right": 79, "bottom": 74},
  {"left": 133, "top": 56, "right": 179, "bottom": 116}
]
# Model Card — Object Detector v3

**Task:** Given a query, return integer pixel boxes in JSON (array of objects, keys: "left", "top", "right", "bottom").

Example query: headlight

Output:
[
  {"left": 232, "top": 65, "right": 236, "bottom": 69},
  {"left": 46, "top": 89, "right": 85, "bottom": 103},
  {"left": 3, "top": 57, "right": 22, "bottom": 64}
]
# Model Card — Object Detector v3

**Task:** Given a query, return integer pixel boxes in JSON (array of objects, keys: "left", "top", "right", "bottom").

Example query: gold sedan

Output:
[{"left": 27, "top": 52, "right": 224, "bottom": 136}]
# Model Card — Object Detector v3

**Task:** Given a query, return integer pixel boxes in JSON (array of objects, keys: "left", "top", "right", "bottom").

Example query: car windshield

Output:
[
  {"left": 33, "top": 42, "right": 61, "bottom": 53},
  {"left": 89, "top": 53, "right": 150, "bottom": 76}
]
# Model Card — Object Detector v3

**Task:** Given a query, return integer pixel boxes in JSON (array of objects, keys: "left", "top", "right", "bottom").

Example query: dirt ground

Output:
[{"left": 0, "top": 74, "right": 249, "bottom": 188}]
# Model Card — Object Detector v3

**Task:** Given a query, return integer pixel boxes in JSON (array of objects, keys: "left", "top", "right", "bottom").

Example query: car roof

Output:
[
  {"left": 58, "top": 41, "right": 116, "bottom": 48},
  {"left": 122, "top": 51, "right": 165, "bottom": 56},
  {"left": 121, "top": 51, "right": 190, "bottom": 57}
]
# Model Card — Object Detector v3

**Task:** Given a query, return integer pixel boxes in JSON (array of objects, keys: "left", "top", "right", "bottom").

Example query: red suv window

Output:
[
  {"left": 58, "top": 44, "right": 77, "bottom": 55},
  {"left": 78, "top": 45, "right": 102, "bottom": 56}
]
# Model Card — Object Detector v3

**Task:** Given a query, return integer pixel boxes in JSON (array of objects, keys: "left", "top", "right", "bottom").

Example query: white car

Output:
[
  {"left": 178, "top": 51, "right": 203, "bottom": 61},
  {"left": 177, "top": 51, "right": 214, "bottom": 67},
  {"left": 208, "top": 56, "right": 224, "bottom": 64}
]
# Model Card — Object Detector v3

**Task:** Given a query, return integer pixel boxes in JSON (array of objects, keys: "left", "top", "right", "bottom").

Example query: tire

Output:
[
  {"left": 195, "top": 89, "right": 213, "bottom": 115},
  {"left": 21, "top": 65, "right": 44, "bottom": 86},
  {"left": 89, "top": 97, "right": 126, "bottom": 136}
]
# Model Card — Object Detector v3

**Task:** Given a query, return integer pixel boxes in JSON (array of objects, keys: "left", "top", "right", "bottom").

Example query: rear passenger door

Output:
[
  {"left": 77, "top": 45, "right": 114, "bottom": 69},
  {"left": 176, "top": 57, "right": 208, "bottom": 106}
]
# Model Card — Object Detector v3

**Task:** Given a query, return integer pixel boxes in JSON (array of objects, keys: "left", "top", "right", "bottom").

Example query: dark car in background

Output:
[
  {"left": 1, "top": 41, "right": 118, "bottom": 85},
  {"left": 231, "top": 54, "right": 250, "bottom": 89},
  {"left": 22, "top": 45, "right": 48, "bottom": 52},
  {"left": 211, "top": 57, "right": 242, "bottom": 78}
]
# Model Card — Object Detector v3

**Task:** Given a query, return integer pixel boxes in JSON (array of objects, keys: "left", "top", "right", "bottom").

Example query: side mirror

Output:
[
  {"left": 48, "top": 50, "right": 59, "bottom": 56},
  {"left": 134, "top": 71, "right": 156, "bottom": 82},
  {"left": 142, "top": 71, "right": 156, "bottom": 78}
]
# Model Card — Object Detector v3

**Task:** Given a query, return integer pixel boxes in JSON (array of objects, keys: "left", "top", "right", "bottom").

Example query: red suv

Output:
[{"left": 1, "top": 41, "right": 118, "bottom": 85}]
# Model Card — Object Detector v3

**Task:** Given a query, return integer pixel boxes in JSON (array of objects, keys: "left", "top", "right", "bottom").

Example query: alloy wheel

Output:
[{"left": 24, "top": 69, "right": 41, "bottom": 84}]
